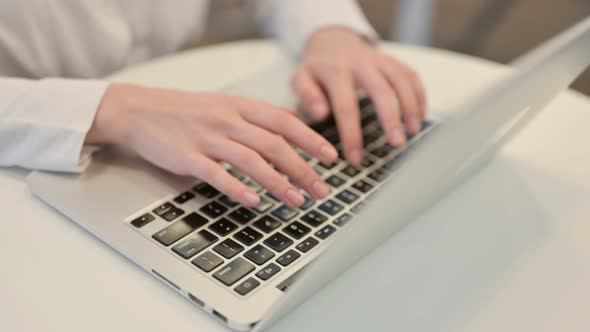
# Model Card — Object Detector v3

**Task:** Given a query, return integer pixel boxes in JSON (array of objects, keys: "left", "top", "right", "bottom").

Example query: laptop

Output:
[{"left": 27, "top": 17, "right": 590, "bottom": 331}]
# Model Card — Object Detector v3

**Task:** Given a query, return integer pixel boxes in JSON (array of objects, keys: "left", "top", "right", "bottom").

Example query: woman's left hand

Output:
[{"left": 292, "top": 27, "right": 427, "bottom": 166}]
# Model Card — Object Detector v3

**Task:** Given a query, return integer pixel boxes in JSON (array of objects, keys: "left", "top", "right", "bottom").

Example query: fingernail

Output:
[
  {"left": 319, "top": 144, "right": 338, "bottom": 161},
  {"left": 349, "top": 149, "right": 363, "bottom": 165},
  {"left": 242, "top": 191, "right": 260, "bottom": 207},
  {"left": 392, "top": 129, "right": 407, "bottom": 147},
  {"left": 312, "top": 180, "right": 330, "bottom": 198},
  {"left": 286, "top": 188, "right": 304, "bottom": 207}
]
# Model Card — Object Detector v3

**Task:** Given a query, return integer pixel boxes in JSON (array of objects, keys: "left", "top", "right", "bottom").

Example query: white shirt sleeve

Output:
[
  {"left": 255, "top": 0, "right": 379, "bottom": 55},
  {"left": 0, "top": 77, "right": 109, "bottom": 172}
]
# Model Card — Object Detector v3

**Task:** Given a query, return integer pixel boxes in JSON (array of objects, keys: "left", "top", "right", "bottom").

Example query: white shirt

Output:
[{"left": 0, "top": 0, "right": 376, "bottom": 172}]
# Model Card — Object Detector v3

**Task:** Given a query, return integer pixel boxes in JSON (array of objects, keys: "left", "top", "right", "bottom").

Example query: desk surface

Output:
[{"left": 3, "top": 41, "right": 589, "bottom": 332}]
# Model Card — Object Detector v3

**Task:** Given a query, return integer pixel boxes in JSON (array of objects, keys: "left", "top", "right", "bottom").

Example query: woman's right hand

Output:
[{"left": 86, "top": 83, "right": 338, "bottom": 208}]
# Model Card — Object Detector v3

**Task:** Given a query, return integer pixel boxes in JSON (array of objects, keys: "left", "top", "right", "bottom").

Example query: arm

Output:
[
  {"left": 256, "top": 0, "right": 427, "bottom": 166},
  {"left": 0, "top": 77, "right": 108, "bottom": 172}
]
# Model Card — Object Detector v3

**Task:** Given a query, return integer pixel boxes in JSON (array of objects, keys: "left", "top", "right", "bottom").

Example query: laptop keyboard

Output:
[{"left": 127, "top": 99, "right": 435, "bottom": 298}]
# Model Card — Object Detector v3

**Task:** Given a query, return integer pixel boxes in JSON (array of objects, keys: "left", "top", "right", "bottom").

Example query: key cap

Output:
[
  {"left": 131, "top": 213, "right": 154, "bottom": 228},
  {"left": 351, "top": 201, "right": 366, "bottom": 214},
  {"left": 352, "top": 180, "right": 374, "bottom": 193},
  {"left": 371, "top": 144, "right": 394, "bottom": 158},
  {"left": 244, "top": 244, "right": 275, "bottom": 265},
  {"left": 315, "top": 225, "right": 337, "bottom": 240},
  {"left": 245, "top": 180, "right": 263, "bottom": 193},
  {"left": 283, "top": 221, "right": 310, "bottom": 239},
  {"left": 153, "top": 202, "right": 174, "bottom": 216},
  {"left": 213, "top": 257, "right": 255, "bottom": 286},
  {"left": 213, "top": 239, "right": 244, "bottom": 259},
  {"left": 340, "top": 165, "right": 360, "bottom": 177},
  {"left": 152, "top": 212, "right": 208, "bottom": 246},
  {"left": 253, "top": 215, "right": 281, "bottom": 233},
  {"left": 228, "top": 207, "right": 257, "bottom": 224},
  {"left": 334, "top": 213, "right": 353, "bottom": 227},
  {"left": 172, "top": 230, "right": 218, "bottom": 259},
  {"left": 193, "top": 182, "right": 219, "bottom": 198},
  {"left": 218, "top": 195, "right": 239, "bottom": 208},
  {"left": 199, "top": 201, "right": 228, "bottom": 219},
  {"left": 208, "top": 218, "right": 238, "bottom": 236},
  {"left": 272, "top": 205, "right": 299, "bottom": 222},
  {"left": 296, "top": 237, "right": 319, "bottom": 253},
  {"left": 325, "top": 175, "right": 346, "bottom": 188},
  {"left": 300, "top": 210, "right": 328, "bottom": 227},
  {"left": 254, "top": 197, "right": 275, "bottom": 213},
  {"left": 319, "top": 161, "right": 338, "bottom": 170},
  {"left": 361, "top": 158, "right": 374, "bottom": 168},
  {"left": 192, "top": 251, "right": 223, "bottom": 272},
  {"left": 233, "top": 227, "right": 263, "bottom": 246},
  {"left": 318, "top": 200, "right": 344, "bottom": 216},
  {"left": 368, "top": 169, "right": 388, "bottom": 182},
  {"left": 276, "top": 250, "right": 301, "bottom": 267},
  {"left": 266, "top": 192, "right": 279, "bottom": 202},
  {"left": 263, "top": 232, "right": 293, "bottom": 252},
  {"left": 300, "top": 195, "right": 315, "bottom": 210},
  {"left": 174, "top": 191, "right": 195, "bottom": 204},
  {"left": 335, "top": 190, "right": 359, "bottom": 205},
  {"left": 234, "top": 277, "right": 260, "bottom": 296},
  {"left": 161, "top": 207, "right": 185, "bottom": 221},
  {"left": 256, "top": 263, "right": 281, "bottom": 281}
]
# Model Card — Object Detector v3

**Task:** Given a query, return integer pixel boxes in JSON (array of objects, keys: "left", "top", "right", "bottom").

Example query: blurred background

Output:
[{"left": 199, "top": 0, "right": 590, "bottom": 95}]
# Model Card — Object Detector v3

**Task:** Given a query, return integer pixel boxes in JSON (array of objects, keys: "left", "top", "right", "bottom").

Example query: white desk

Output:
[{"left": 2, "top": 41, "right": 589, "bottom": 332}]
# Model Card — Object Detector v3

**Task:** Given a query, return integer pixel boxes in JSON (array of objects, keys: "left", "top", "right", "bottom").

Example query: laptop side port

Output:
[
  {"left": 151, "top": 270, "right": 180, "bottom": 291},
  {"left": 212, "top": 309, "right": 228, "bottom": 323},
  {"left": 188, "top": 293, "right": 204, "bottom": 307}
]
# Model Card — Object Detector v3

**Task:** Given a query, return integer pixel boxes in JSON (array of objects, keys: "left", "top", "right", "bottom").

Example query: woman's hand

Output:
[
  {"left": 86, "top": 83, "right": 337, "bottom": 208},
  {"left": 293, "top": 28, "right": 427, "bottom": 165}
]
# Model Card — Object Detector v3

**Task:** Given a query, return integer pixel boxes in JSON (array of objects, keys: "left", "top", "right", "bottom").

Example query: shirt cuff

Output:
[{"left": 259, "top": 0, "right": 379, "bottom": 56}]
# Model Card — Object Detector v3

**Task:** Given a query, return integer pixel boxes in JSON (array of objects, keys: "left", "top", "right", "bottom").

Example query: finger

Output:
[
  {"left": 292, "top": 66, "right": 330, "bottom": 122},
  {"left": 206, "top": 139, "right": 306, "bottom": 208},
  {"left": 228, "top": 123, "right": 331, "bottom": 200},
  {"left": 319, "top": 71, "right": 363, "bottom": 165},
  {"left": 354, "top": 66, "right": 407, "bottom": 147},
  {"left": 184, "top": 153, "right": 260, "bottom": 207},
  {"left": 381, "top": 60, "right": 424, "bottom": 134},
  {"left": 239, "top": 103, "right": 338, "bottom": 165},
  {"left": 391, "top": 58, "right": 427, "bottom": 118}
]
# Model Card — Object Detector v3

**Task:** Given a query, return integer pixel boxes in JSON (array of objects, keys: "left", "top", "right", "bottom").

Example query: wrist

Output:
[{"left": 86, "top": 83, "right": 133, "bottom": 146}]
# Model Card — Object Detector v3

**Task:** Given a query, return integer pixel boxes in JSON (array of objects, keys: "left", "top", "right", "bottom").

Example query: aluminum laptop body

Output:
[{"left": 27, "top": 17, "right": 590, "bottom": 331}]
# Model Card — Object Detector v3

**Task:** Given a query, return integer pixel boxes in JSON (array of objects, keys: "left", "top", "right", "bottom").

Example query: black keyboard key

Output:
[
  {"left": 174, "top": 191, "right": 195, "bottom": 204},
  {"left": 296, "top": 237, "right": 319, "bottom": 253},
  {"left": 283, "top": 221, "right": 310, "bottom": 239},
  {"left": 315, "top": 225, "right": 337, "bottom": 240},
  {"left": 234, "top": 277, "right": 260, "bottom": 296},
  {"left": 334, "top": 213, "right": 353, "bottom": 227},
  {"left": 363, "top": 131, "right": 382, "bottom": 146},
  {"left": 272, "top": 205, "right": 299, "bottom": 222},
  {"left": 325, "top": 174, "right": 346, "bottom": 188},
  {"left": 371, "top": 144, "right": 394, "bottom": 158},
  {"left": 300, "top": 210, "right": 328, "bottom": 227},
  {"left": 213, "top": 238, "right": 244, "bottom": 259},
  {"left": 368, "top": 169, "right": 388, "bottom": 182},
  {"left": 254, "top": 197, "right": 275, "bottom": 213},
  {"left": 319, "top": 160, "right": 338, "bottom": 170},
  {"left": 218, "top": 195, "right": 239, "bottom": 208},
  {"left": 193, "top": 182, "right": 219, "bottom": 198},
  {"left": 256, "top": 263, "right": 281, "bottom": 281},
  {"left": 245, "top": 180, "right": 263, "bottom": 193},
  {"left": 300, "top": 195, "right": 315, "bottom": 211},
  {"left": 352, "top": 180, "right": 374, "bottom": 193},
  {"left": 361, "top": 158, "right": 374, "bottom": 168},
  {"left": 152, "top": 212, "right": 208, "bottom": 246},
  {"left": 253, "top": 215, "right": 281, "bottom": 233},
  {"left": 192, "top": 251, "right": 223, "bottom": 272},
  {"left": 361, "top": 112, "right": 378, "bottom": 127},
  {"left": 276, "top": 250, "right": 301, "bottom": 267},
  {"left": 335, "top": 190, "right": 359, "bottom": 205},
  {"left": 233, "top": 227, "right": 263, "bottom": 246},
  {"left": 266, "top": 192, "right": 279, "bottom": 202},
  {"left": 161, "top": 207, "right": 185, "bottom": 221},
  {"left": 172, "top": 230, "right": 218, "bottom": 259},
  {"left": 244, "top": 244, "right": 275, "bottom": 265},
  {"left": 199, "top": 201, "right": 228, "bottom": 219},
  {"left": 351, "top": 201, "right": 366, "bottom": 214},
  {"left": 263, "top": 232, "right": 294, "bottom": 252},
  {"left": 340, "top": 165, "right": 360, "bottom": 177},
  {"left": 153, "top": 202, "right": 174, "bottom": 216},
  {"left": 318, "top": 199, "right": 344, "bottom": 216},
  {"left": 213, "top": 257, "right": 255, "bottom": 286},
  {"left": 208, "top": 218, "right": 238, "bottom": 236},
  {"left": 228, "top": 207, "right": 257, "bottom": 224},
  {"left": 131, "top": 213, "right": 154, "bottom": 228}
]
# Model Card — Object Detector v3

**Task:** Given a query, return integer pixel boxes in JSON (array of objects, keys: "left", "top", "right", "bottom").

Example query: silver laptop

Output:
[{"left": 27, "top": 17, "right": 590, "bottom": 331}]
